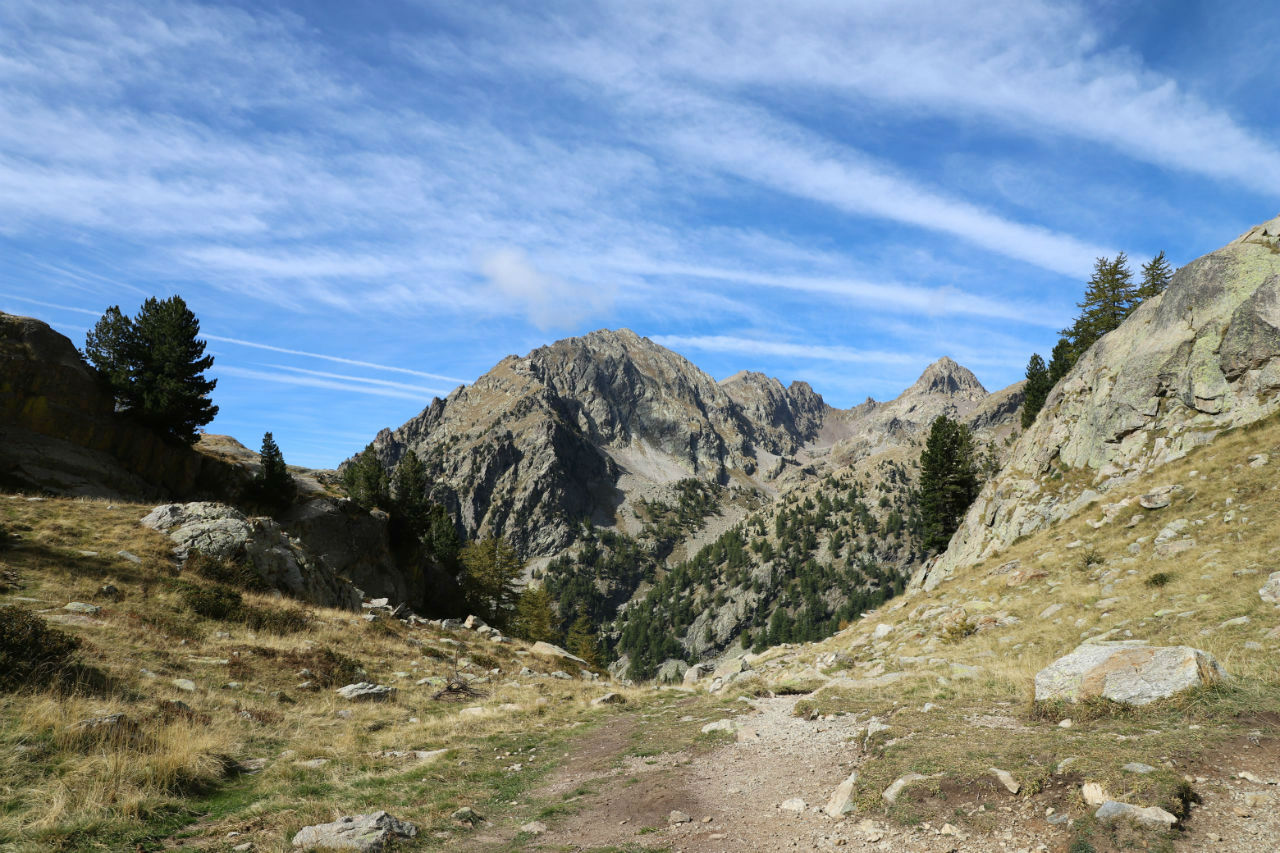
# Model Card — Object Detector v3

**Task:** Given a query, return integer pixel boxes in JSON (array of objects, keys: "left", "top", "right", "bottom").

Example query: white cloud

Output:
[
  {"left": 652, "top": 334, "right": 923, "bottom": 366},
  {"left": 217, "top": 365, "right": 439, "bottom": 401},
  {"left": 479, "top": 247, "right": 614, "bottom": 330}
]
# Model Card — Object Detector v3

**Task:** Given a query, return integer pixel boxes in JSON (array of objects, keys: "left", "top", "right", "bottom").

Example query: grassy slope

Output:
[
  {"left": 0, "top": 494, "right": 738, "bottom": 852},
  {"left": 729, "top": 411, "right": 1280, "bottom": 843}
]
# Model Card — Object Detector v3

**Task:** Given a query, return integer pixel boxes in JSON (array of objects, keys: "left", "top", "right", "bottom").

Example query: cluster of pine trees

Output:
[
  {"left": 1022, "top": 251, "right": 1174, "bottom": 427},
  {"left": 83, "top": 296, "right": 218, "bottom": 444}
]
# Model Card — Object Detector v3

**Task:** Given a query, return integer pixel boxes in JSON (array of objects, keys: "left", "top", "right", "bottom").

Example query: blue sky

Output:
[{"left": 2, "top": 0, "right": 1278, "bottom": 468}]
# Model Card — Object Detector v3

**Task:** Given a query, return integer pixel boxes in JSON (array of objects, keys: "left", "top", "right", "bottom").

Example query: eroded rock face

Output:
[
  {"left": 141, "top": 502, "right": 362, "bottom": 610},
  {"left": 0, "top": 313, "right": 245, "bottom": 499},
  {"left": 1034, "top": 642, "right": 1228, "bottom": 706},
  {"left": 922, "top": 215, "right": 1280, "bottom": 589}
]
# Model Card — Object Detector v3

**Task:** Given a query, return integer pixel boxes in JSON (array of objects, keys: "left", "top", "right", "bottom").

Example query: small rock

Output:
[
  {"left": 336, "top": 683, "right": 396, "bottom": 702},
  {"left": 1058, "top": 719, "right": 1073, "bottom": 728},
  {"left": 1122, "top": 762, "right": 1156, "bottom": 774},
  {"left": 1094, "top": 800, "right": 1177, "bottom": 829},
  {"left": 1260, "top": 572, "right": 1280, "bottom": 605},
  {"left": 590, "top": 692, "right": 626, "bottom": 706},
  {"left": 669, "top": 810, "right": 692, "bottom": 825},
  {"left": 701, "top": 719, "right": 737, "bottom": 734},
  {"left": 63, "top": 602, "right": 100, "bottom": 614},
  {"left": 779, "top": 797, "right": 806, "bottom": 813},
  {"left": 990, "top": 767, "right": 1020, "bottom": 794},
  {"left": 117, "top": 550, "right": 141, "bottom": 563},
  {"left": 520, "top": 821, "right": 548, "bottom": 835},
  {"left": 291, "top": 811, "right": 417, "bottom": 850},
  {"left": 450, "top": 806, "right": 484, "bottom": 827},
  {"left": 824, "top": 770, "right": 858, "bottom": 817},
  {"left": 1081, "top": 782, "right": 1109, "bottom": 806},
  {"left": 172, "top": 678, "right": 197, "bottom": 692},
  {"left": 882, "top": 773, "right": 929, "bottom": 804}
]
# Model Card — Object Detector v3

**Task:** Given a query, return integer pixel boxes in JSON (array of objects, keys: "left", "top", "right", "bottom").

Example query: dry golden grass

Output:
[
  {"left": 0, "top": 492, "right": 666, "bottom": 851},
  {"left": 747, "top": 414, "right": 1280, "bottom": 835}
]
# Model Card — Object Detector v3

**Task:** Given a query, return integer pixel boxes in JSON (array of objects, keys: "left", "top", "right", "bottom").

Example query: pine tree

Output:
[
  {"left": 422, "top": 504, "right": 462, "bottom": 570},
  {"left": 127, "top": 296, "right": 218, "bottom": 444},
  {"left": 341, "top": 447, "right": 390, "bottom": 509},
  {"left": 511, "top": 585, "right": 560, "bottom": 644},
  {"left": 918, "top": 415, "right": 980, "bottom": 553},
  {"left": 251, "top": 431, "right": 295, "bottom": 509},
  {"left": 83, "top": 305, "right": 135, "bottom": 405},
  {"left": 1138, "top": 250, "right": 1173, "bottom": 300},
  {"left": 391, "top": 450, "right": 430, "bottom": 527},
  {"left": 458, "top": 537, "right": 523, "bottom": 629},
  {"left": 1064, "top": 254, "right": 1137, "bottom": 356},
  {"left": 1047, "top": 337, "right": 1074, "bottom": 386},
  {"left": 565, "top": 607, "right": 600, "bottom": 667},
  {"left": 1021, "top": 353, "right": 1052, "bottom": 429}
]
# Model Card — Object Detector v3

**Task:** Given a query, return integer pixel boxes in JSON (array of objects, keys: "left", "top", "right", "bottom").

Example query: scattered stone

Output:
[
  {"left": 1260, "top": 572, "right": 1280, "bottom": 605},
  {"left": 1139, "top": 486, "right": 1181, "bottom": 510},
  {"left": 682, "top": 662, "right": 713, "bottom": 685},
  {"left": 990, "top": 767, "right": 1020, "bottom": 794},
  {"left": 63, "top": 601, "right": 100, "bottom": 614},
  {"left": 1059, "top": 718, "right": 1073, "bottom": 728},
  {"left": 1154, "top": 539, "right": 1196, "bottom": 558},
  {"left": 291, "top": 811, "right": 417, "bottom": 850},
  {"left": 1081, "top": 783, "right": 1109, "bottom": 806},
  {"left": 530, "top": 641, "right": 588, "bottom": 665},
  {"left": 462, "top": 615, "right": 487, "bottom": 630},
  {"left": 668, "top": 810, "right": 691, "bottom": 825},
  {"left": 450, "top": 807, "right": 484, "bottom": 827},
  {"left": 701, "top": 719, "right": 737, "bottom": 734},
  {"left": 655, "top": 659, "right": 690, "bottom": 683},
  {"left": 824, "top": 770, "right": 858, "bottom": 817},
  {"left": 779, "top": 798, "right": 806, "bottom": 813},
  {"left": 591, "top": 692, "right": 626, "bottom": 706},
  {"left": 549, "top": 670, "right": 572, "bottom": 680},
  {"left": 520, "top": 821, "right": 547, "bottom": 836},
  {"left": 337, "top": 683, "right": 396, "bottom": 702},
  {"left": 1039, "top": 603, "right": 1065, "bottom": 619},
  {"left": 116, "top": 550, "right": 141, "bottom": 563},
  {"left": 1122, "top": 762, "right": 1156, "bottom": 774},
  {"left": 172, "top": 678, "right": 197, "bottom": 692},
  {"left": 882, "top": 773, "right": 929, "bottom": 804},
  {"left": 1249, "top": 453, "right": 1269, "bottom": 467},
  {"left": 1094, "top": 801, "right": 1177, "bottom": 829},
  {"left": 1034, "top": 642, "right": 1228, "bottom": 705},
  {"left": 296, "top": 758, "right": 329, "bottom": 769}
]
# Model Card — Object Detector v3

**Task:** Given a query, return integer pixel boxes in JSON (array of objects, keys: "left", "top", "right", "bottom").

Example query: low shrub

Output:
[
  {"left": 0, "top": 606, "right": 82, "bottom": 691},
  {"left": 176, "top": 581, "right": 308, "bottom": 634},
  {"left": 186, "top": 549, "right": 267, "bottom": 591}
]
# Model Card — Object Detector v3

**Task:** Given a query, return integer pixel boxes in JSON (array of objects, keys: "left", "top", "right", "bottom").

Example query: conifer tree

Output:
[
  {"left": 458, "top": 537, "right": 522, "bottom": 628},
  {"left": 565, "top": 607, "right": 600, "bottom": 666},
  {"left": 341, "top": 447, "right": 390, "bottom": 509},
  {"left": 1047, "top": 337, "right": 1074, "bottom": 386},
  {"left": 1064, "top": 254, "right": 1136, "bottom": 356},
  {"left": 391, "top": 450, "right": 429, "bottom": 527},
  {"left": 127, "top": 296, "right": 218, "bottom": 444},
  {"left": 251, "top": 431, "right": 295, "bottom": 509},
  {"left": 83, "top": 305, "right": 135, "bottom": 405},
  {"left": 511, "top": 585, "right": 560, "bottom": 644},
  {"left": 1021, "top": 353, "right": 1052, "bottom": 429},
  {"left": 918, "top": 415, "right": 980, "bottom": 553},
  {"left": 1138, "top": 250, "right": 1173, "bottom": 300}
]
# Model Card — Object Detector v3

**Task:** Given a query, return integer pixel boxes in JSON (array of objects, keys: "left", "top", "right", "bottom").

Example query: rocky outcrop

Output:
[
  {"left": 0, "top": 313, "right": 245, "bottom": 499},
  {"left": 920, "top": 214, "right": 1280, "bottom": 589},
  {"left": 1034, "top": 642, "right": 1228, "bottom": 705},
  {"left": 290, "top": 811, "right": 417, "bottom": 850},
  {"left": 140, "top": 502, "right": 362, "bottom": 610}
]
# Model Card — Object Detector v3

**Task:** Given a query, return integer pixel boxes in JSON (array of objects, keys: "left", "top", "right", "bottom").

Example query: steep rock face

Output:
[
  {"left": 362, "top": 329, "right": 830, "bottom": 554},
  {"left": 0, "top": 312, "right": 245, "bottom": 499},
  {"left": 920, "top": 214, "right": 1280, "bottom": 589}
]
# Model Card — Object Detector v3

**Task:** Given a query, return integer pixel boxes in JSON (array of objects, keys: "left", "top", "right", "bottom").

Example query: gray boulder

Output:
[
  {"left": 531, "top": 641, "right": 588, "bottom": 666},
  {"left": 1261, "top": 571, "right": 1280, "bottom": 604},
  {"left": 683, "top": 662, "right": 713, "bottom": 685},
  {"left": 291, "top": 811, "right": 417, "bottom": 850},
  {"left": 1035, "top": 642, "right": 1228, "bottom": 705},
  {"left": 337, "top": 683, "right": 396, "bottom": 702},
  {"left": 141, "top": 502, "right": 361, "bottom": 610},
  {"left": 1094, "top": 800, "right": 1177, "bottom": 829}
]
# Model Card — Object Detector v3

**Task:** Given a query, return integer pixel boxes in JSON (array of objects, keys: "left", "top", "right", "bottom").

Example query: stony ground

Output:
[{"left": 475, "top": 692, "right": 1279, "bottom": 852}]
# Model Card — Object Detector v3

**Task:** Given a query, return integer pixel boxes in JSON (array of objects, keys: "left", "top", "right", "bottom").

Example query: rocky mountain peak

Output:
[{"left": 906, "top": 356, "right": 987, "bottom": 398}]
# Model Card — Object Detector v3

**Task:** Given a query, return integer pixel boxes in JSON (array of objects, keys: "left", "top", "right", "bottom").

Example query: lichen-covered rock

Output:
[
  {"left": 1094, "top": 801, "right": 1177, "bottom": 829},
  {"left": 290, "top": 810, "right": 416, "bottom": 850},
  {"left": 337, "top": 683, "right": 396, "bottom": 702},
  {"left": 921, "top": 215, "right": 1280, "bottom": 590},
  {"left": 1261, "top": 571, "right": 1280, "bottom": 604},
  {"left": 1035, "top": 642, "right": 1228, "bottom": 705},
  {"left": 141, "top": 502, "right": 361, "bottom": 610}
]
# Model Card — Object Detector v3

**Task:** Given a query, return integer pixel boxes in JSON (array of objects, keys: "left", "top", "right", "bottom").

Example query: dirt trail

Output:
[{"left": 488, "top": 696, "right": 1280, "bottom": 852}]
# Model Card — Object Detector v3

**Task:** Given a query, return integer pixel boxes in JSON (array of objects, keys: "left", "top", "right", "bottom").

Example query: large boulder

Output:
[
  {"left": 291, "top": 811, "right": 416, "bottom": 850},
  {"left": 655, "top": 659, "right": 690, "bottom": 684},
  {"left": 1035, "top": 642, "right": 1228, "bottom": 705},
  {"left": 141, "top": 502, "right": 361, "bottom": 610}
]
